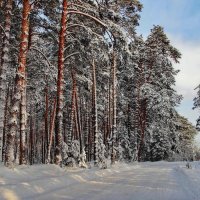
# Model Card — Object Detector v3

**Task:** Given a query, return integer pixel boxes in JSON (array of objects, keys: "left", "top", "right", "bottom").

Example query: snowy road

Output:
[{"left": 1, "top": 162, "right": 200, "bottom": 200}]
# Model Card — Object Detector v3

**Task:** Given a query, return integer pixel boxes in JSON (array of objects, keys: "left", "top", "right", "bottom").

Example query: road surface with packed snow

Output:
[{"left": 0, "top": 161, "right": 200, "bottom": 200}]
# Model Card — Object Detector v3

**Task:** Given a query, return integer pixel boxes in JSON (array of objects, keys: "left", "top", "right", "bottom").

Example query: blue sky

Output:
[
  {"left": 137, "top": 0, "right": 200, "bottom": 41},
  {"left": 136, "top": 0, "right": 200, "bottom": 127}
]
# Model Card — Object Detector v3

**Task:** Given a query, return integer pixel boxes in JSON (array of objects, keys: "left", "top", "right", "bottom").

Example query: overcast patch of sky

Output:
[{"left": 136, "top": 0, "right": 200, "bottom": 126}]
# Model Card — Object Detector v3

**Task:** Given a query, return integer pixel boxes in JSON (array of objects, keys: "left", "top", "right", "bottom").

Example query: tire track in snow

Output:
[{"left": 173, "top": 167, "right": 200, "bottom": 200}]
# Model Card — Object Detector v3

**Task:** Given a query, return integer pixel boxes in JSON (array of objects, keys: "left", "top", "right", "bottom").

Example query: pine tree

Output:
[
  {"left": 54, "top": 0, "right": 68, "bottom": 166},
  {"left": 5, "top": 0, "right": 31, "bottom": 167},
  {"left": 0, "top": 0, "right": 13, "bottom": 160},
  {"left": 0, "top": 0, "right": 194, "bottom": 167},
  {"left": 175, "top": 115, "right": 197, "bottom": 161},
  {"left": 139, "top": 26, "right": 181, "bottom": 161}
]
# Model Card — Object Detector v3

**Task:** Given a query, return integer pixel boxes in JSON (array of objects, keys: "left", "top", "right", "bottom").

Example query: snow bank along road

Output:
[{"left": 1, "top": 162, "right": 200, "bottom": 200}]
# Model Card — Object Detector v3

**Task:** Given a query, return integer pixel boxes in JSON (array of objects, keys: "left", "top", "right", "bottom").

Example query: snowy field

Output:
[{"left": 1, "top": 161, "right": 200, "bottom": 200}]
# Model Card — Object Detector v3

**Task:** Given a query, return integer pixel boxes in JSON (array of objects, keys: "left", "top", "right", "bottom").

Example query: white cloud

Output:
[
  {"left": 169, "top": 35, "right": 200, "bottom": 99},
  {"left": 137, "top": 0, "right": 200, "bottom": 126},
  {"left": 168, "top": 34, "right": 200, "bottom": 124}
]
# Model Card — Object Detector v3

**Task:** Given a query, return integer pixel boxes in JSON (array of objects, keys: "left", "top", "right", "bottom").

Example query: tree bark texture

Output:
[
  {"left": 5, "top": 0, "right": 30, "bottom": 167},
  {"left": 92, "top": 60, "right": 98, "bottom": 164},
  {"left": 55, "top": 0, "right": 68, "bottom": 165},
  {"left": 111, "top": 51, "right": 117, "bottom": 164},
  {"left": 0, "top": 0, "right": 13, "bottom": 160},
  {"left": 47, "top": 99, "right": 57, "bottom": 164}
]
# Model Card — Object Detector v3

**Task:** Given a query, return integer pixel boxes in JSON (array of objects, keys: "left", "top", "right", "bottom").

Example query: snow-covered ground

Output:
[{"left": 1, "top": 161, "right": 200, "bottom": 200}]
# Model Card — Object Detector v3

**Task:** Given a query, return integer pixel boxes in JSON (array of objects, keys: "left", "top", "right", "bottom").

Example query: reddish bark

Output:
[
  {"left": 55, "top": 0, "right": 68, "bottom": 165},
  {"left": 5, "top": 0, "right": 31, "bottom": 167}
]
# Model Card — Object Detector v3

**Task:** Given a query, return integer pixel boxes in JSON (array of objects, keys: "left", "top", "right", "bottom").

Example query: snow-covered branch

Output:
[
  {"left": 69, "top": 3, "right": 91, "bottom": 11},
  {"left": 67, "top": 23, "right": 104, "bottom": 39},
  {"left": 64, "top": 52, "right": 79, "bottom": 62},
  {"left": 67, "top": 10, "right": 107, "bottom": 28},
  {"left": 0, "top": 24, "right": 6, "bottom": 36},
  {"left": 30, "top": 46, "right": 52, "bottom": 67}
]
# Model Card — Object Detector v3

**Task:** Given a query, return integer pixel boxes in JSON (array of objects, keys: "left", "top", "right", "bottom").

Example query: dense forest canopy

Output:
[{"left": 0, "top": 0, "right": 198, "bottom": 168}]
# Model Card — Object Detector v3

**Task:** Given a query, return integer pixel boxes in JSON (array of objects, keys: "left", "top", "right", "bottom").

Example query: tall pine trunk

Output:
[
  {"left": 84, "top": 102, "right": 89, "bottom": 161},
  {"left": 111, "top": 51, "right": 117, "bottom": 165},
  {"left": 19, "top": 84, "right": 27, "bottom": 164},
  {"left": 29, "top": 107, "right": 34, "bottom": 165},
  {"left": 68, "top": 69, "right": 76, "bottom": 149},
  {"left": 2, "top": 86, "right": 10, "bottom": 162},
  {"left": 47, "top": 99, "right": 56, "bottom": 164},
  {"left": 0, "top": 0, "right": 13, "bottom": 160},
  {"left": 55, "top": 0, "right": 67, "bottom": 165},
  {"left": 92, "top": 60, "right": 98, "bottom": 164},
  {"left": 5, "top": 0, "right": 30, "bottom": 167},
  {"left": 44, "top": 84, "right": 49, "bottom": 162},
  {"left": 75, "top": 90, "right": 83, "bottom": 154}
]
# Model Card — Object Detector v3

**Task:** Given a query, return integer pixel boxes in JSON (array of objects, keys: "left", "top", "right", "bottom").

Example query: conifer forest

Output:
[{"left": 0, "top": 0, "right": 199, "bottom": 170}]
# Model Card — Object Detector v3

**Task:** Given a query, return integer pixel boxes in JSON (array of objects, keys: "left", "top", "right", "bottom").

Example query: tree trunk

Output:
[
  {"left": 85, "top": 102, "right": 89, "bottom": 161},
  {"left": 5, "top": 0, "right": 30, "bottom": 167},
  {"left": 6, "top": 0, "right": 30, "bottom": 167},
  {"left": 29, "top": 108, "right": 34, "bottom": 165},
  {"left": 47, "top": 99, "right": 56, "bottom": 164},
  {"left": 75, "top": 90, "right": 83, "bottom": 154},
  {"left": 92, "top": 60, "right": 98, "bottom": 164},
  {"left": 63, "top": 109, "right": 67, "bottom": 143},
  {"left": 108, "top": 77, "right": 112, "bottom": 143},
  {"left": 2, "top": 86, "right": 10, "bottom": 162},
  {"left": 106, "top": 82, "right": 111, "bottom": 143},
  {"left": 19, "top": 84, "right": 27, "bottom": 165},
  {"left": 44, "top": 84, "right": 49, "bottom": 162},
  {"left": 88, "top": 107, "right": 92, "bottom": 162},
  {"left": 0, "top": 0, "right": 13, "bottom": 161},
  {"left": 68, "top": 69, "right": 76, "bottom": 149},
  {"left": 55, "top": 0, "right": 67, "bottom": 165},
  {"left": 111, "top": 51, "right": 117, "bottom": 165}
]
